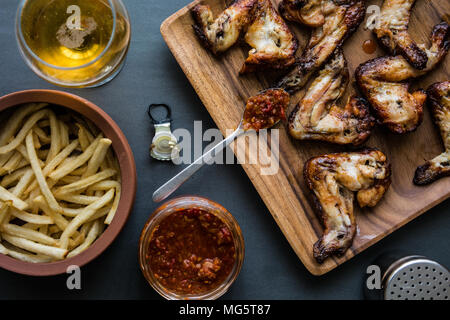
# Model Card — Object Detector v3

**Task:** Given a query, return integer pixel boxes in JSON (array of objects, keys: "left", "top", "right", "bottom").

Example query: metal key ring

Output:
[{"left": 148, "top": 104, "right": 172, "bottom": 124}]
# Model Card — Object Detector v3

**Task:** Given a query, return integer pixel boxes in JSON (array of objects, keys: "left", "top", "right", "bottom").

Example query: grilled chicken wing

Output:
[
  {"left": 241, "top": 0, "right": 298, "bottom": 73},
  {"left": 374, "top": 0, "right": 428, "bottom": 70},
  {"left": 277, "top": 0, "right": 365, "bottom": 94},
  {"left": 304, "top": 149, "right": 391, "bottom": 263},
  {"left": 288, "top": 51, "right": 374, "bottom": 145},
  {"left": 192, "top": 0, "right": 258, "bottom": 54},
  {"left": 279, "top": 0, "right": 325, "bottom": 27},
  {"left": 414, "top": 81, "right": 450, "bottom": 185},
  {"left": 356, "top": 22, "right": 449, "bottom": 134}
]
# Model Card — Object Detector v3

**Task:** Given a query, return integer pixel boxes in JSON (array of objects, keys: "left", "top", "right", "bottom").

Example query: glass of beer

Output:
[{"left": 16, "top": 0, "right": 131, "bottom": 88}]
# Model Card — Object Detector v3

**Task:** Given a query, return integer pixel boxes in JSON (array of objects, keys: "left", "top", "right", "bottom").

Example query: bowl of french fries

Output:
[{"left": 0, "top": 89, "right": 136, "bottom": 275}]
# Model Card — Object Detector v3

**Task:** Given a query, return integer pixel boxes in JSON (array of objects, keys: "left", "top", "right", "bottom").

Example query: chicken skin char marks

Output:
[
  {"left": 279, "top": 0, "right": 325, "bottom": 27},
  {"left": 192, "top": 0, "right": 298, "bottom": 73},
  {"left": 356, "top": 22, "right": 449, "bottom": 134},
  {"left": 374, "top": 0, "right": 428, "bottom": 70},
  {"left": 304, "top": 149, "right": 391, "bottom": 263},
  {"left": 192, "top": 0, "right": 258, "bottom": 54},
  {"left": 276, "top": 0, "right": 365, "bottom": 94},
  {"left": 414, "top": 81, "right": 450, "bottom": 185},
  {"left": 288, "top": 50, "right": 374, "bottom": 145}
]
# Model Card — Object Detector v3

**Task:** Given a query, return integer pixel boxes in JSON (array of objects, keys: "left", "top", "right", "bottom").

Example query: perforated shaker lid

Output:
[{"left": 384, "top": 256, "right": 449, "bottom": 300}]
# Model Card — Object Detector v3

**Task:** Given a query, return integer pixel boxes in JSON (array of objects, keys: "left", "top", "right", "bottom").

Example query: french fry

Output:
[
  {"left": 67, "top": 219, "right": 103, "bottom": 258},
  {"left": 39, "top": 224, "right": 48, "bottom": 235},
  {"left": 59, "top": 189, "right": 114, "bottom": 249},
  {"left": 59, "top": 121, "right": 70, "bottom": 148},
  {"left": 83, "top": 138, "right": 112, "bottom": 178},
  {"left": 46, "top": 111, "right": 61, "bottom": 162},
  {"left": 0, "top": 170, "right": 34, "bottom": 225},
  {"left": 37, "top": 149, "right": 49, "bottom": 160},
  {"left": 1, "top": 167, "right": 30, "bottom": 188},
  {"left": 15, "top": 157, "right": 31, "bottom": 172},
  {"left": 69, "top": 166, "right": 87, "bottom": 176},
  {"left": 37, "top": 119, "right": 50, "bottom": 128},
  {"left": 22, "top": 223, "right": 40, "bottom": 230},
  {"left": 0, "top": 103, "right": 47, "bottom": 147},
  {"left": 0, "top": 152, "right": 23, "bottom": 176},
  {"left": 33, "top": 196, "right": 68, "bottom": 230},
  {"left": 48, "top": 225, "right": 60, "bottom": 235},
  {"left": 0, "top": 151, "right": 13, "bottom": 168},
  {"left": 87, "top": 206, "right": 111, "bottom": 223},
  {"left": 54, "top": 193, "right": 101, "bottom": 205},
  {"left": 105, "top": 184, "right": 121, "bottom": 225},
  {"left": 86, "top": 180, "right": 120, "bottom": 192},
  {"left": 48, "top": 135, "right": 102, "bottom": 181},
  {"left": 68, "top": 232, "right": 85, "bottom": 250},
  {"left": 0, "top": 108, "right": 48, "bottom": 155},
  {"left": 32, "top": 126, "right": 51, "bottom": 144},
  {"left": 0, "top": 242, "right": 53, "bottom": 263},
  {"left": 9, "top": 207, "right": 54, "bottom": 225},
  {"left": 26, "top": 132, "right": 62, "bottom": 213},
  {"left": 54, "top": 169, "right": 116, "bottom": 196},
  {"left": 1, "top": 224, "right": 57, "bottom": 246},
  {"left": 58, "top": 175, "right": 81, "bottom": 185},
  {"left": 0, "top": 185, "right": 29, "bottom": 211},
  {"left": 80, "top": 221, "right": 93, "bottom": 236},
  {"left": 32, "top": 132, "right": 41, "bottom": 150},
  {"left": 2, "top": 234, "right": 67, "bottom": 260},
  {"left": 0, "top": 242, "right": 7, "bottom": 254},
  {"left": 25, "top": 139, "right": 79, "bottom": 194},
  {"left": 12, "top": 169, "right": 34, "bottom": 196},
  {"left": 77, "top": 124, "right": 91, "bottom": 151}
]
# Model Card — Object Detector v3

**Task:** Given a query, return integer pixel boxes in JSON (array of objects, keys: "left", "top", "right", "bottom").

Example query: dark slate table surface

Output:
[{"left": 0, "top": 0, "right": 448, "bottom": 300}]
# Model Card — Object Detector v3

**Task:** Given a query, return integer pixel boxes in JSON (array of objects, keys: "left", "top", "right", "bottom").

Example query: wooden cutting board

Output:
[{"left": 160, "top": 0, "right": 450, "bottom": 275}]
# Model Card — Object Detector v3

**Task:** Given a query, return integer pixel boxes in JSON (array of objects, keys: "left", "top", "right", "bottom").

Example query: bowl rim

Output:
[{"left": 0, "top": 89, "right": 137, "bottom": 276}]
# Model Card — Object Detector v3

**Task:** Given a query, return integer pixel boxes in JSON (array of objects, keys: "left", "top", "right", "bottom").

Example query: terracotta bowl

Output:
[{"left": 0, "top": 89, "right": 137, "bottom": 276}]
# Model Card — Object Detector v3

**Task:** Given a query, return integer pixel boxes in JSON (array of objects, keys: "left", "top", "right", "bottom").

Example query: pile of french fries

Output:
[{"left": 0, "top": 103, "right": 121, "bottom": 262}]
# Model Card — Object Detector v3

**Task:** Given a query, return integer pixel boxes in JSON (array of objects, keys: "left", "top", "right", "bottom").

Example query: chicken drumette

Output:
[
  {"left": 288, "top": 51, "right": 374, "bottom": 145},
  {"left": 304, "top": 149, "right": 391, "bottom": 263},
  {"left": 241, "top": 0, "right": 298, "bottom": 73},
  {"left": 373, "top": 0, "right": 428, "bottom": 70},
  {"left": 356, "top": 22, "right": 449, "bottom": 134},
  {"left": 279, "top": 0, "right": 325, "bottom": 27},
  {"left": 192, "top": 0, "right": 258, "bottom": 54},
  {"left": 192, "top": 0, "right": 297, "bottom": 73},
  {"left": 277, "top": 0, "right": 365, "bottom": 93},
  {"left": 414, "top": 81, "right": 450, "bottom": 185}
]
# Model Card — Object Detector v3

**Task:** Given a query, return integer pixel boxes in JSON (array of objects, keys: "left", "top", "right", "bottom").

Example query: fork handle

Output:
[{"left": 152, "top": 126, "right": 244, "bottom": 202}]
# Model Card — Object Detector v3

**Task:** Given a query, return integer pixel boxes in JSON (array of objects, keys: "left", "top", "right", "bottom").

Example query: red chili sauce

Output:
[
  {"left": 362, "top": 39, "right": 377, "bottom": 54},
  {"left": 243, "top": 88, "right": 290, "bottom": 131},
  {"left": 147, "top": 208, "right": 236, "bottom": 295}
]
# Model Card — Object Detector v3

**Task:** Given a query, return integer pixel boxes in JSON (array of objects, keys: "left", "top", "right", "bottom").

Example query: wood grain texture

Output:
[{"left": 161, "top": 0, "right": 450, "bottom": 275}]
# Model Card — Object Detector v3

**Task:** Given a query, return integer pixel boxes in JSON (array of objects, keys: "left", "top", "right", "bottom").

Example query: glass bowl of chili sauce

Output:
[{"left": 138, "top": 196, "right": 245, "bottom": 300}]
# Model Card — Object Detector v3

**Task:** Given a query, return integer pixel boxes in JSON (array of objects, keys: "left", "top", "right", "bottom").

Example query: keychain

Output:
[{"left": 148, "top": 104, "right": 179, "bottom": 161}]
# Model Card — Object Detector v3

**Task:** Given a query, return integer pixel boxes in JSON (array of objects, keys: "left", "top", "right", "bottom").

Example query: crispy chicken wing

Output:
[
  {"left": 288, "top": 51, "right": 374, "bottom": 145},
  {"left": 279, "top": 0, "right": 325, "bottom": 27},
  {"left": 192, "top": 0, "right": 258, "bottom": 54},
  {"left": 374, "top": 0, "right": 428, "bottom": 70},
  {"left": 304, "top": 149, "right": 391, "bottom": 263},
  {"left": 277, "top": 0, "right": 365, "bottom": 94},
  {"left": 414, "top": 81, "right": 450, "bottom": 185},
  {"left": 356, "top": 22, "right": 449, "bottom": 134},
  {"left": 192, "top": 0, "right": 297, "bottom": 73},
  {"left": 241, "top": 0, "right": 298, "bottom": 73}
]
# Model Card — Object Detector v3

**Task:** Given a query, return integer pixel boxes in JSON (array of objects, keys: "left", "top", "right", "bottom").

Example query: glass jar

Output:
[{"left": 138, "top": 196, "right": 245, "bottom": 300}]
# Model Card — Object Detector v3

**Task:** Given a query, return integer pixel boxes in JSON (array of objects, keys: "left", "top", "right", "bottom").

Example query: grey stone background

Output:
[{"left": 0, "top": 0, "right": 448, "bottom": 299}]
